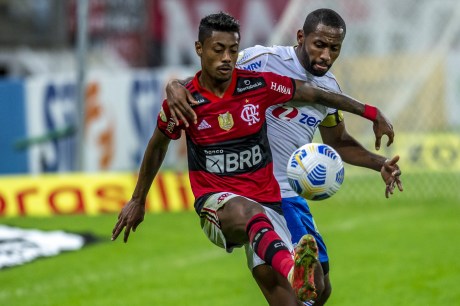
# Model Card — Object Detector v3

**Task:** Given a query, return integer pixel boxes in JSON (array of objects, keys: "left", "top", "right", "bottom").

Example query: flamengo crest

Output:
[{"left": 241, "top": 104, "right": 260, "bottom": 125}]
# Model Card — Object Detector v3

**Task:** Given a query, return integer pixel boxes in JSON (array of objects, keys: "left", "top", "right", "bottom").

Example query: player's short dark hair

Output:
[
  {"left": 303, "top": 8, "right": 346, "bottom": 37},
  {"left": 198, "top": 12, "right": 240, "bottom": 43}
]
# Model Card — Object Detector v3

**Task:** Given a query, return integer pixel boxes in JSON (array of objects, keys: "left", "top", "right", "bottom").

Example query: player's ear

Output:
[
  {"left": 195, "top": 41, "right": 203, "bottom": 57},
  {"left": 297, "top": 29, "right": 304, "bottom": 45}
]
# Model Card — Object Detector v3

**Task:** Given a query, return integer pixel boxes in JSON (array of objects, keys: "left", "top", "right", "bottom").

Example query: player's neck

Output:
[
  {"left": 198, "top": 72, "right": 232, "bottom": 98},
  {"left": 293, "top": 45, "right": 307, "bottom": 71}
]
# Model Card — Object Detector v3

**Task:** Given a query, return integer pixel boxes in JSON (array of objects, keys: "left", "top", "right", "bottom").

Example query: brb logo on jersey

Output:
[
  {"left": 205, "top": 145, "right": 262, "bottom": 174},
  {"left": 241, "top": 103, "right": 260, "bottom": 126}
]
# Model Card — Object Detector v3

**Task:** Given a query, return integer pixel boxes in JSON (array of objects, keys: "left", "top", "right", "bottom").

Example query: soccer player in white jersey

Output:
[{"left": 165, "top": 9, "right": 403, "bottom": 305}]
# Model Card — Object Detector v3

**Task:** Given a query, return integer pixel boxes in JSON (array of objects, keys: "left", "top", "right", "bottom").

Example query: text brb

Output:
[{"left": 206, "top": 145, "right": 262, "bottom": 174}]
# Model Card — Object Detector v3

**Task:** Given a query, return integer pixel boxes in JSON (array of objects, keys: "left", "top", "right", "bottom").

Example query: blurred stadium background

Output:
[{"left": 0, "top": 1, "right": 459, "bottom": 305}]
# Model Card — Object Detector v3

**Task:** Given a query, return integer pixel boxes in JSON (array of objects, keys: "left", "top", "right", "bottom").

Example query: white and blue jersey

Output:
[{"left": 237, "top": 45, "right": 344, "bottom": 265}]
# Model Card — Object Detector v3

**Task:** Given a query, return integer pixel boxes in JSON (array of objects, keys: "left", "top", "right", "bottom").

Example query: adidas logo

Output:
[{"left": 198, "top": 120, "right": 211, "bottom": 130}]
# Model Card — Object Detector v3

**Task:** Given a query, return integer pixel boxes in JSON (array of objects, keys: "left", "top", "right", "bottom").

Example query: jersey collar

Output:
[
  {"left": 289, "top": 46, "right": 310, "bottom": 78},
  {"left": 192, "top": 69, "right": 237, "bottom": 100}
]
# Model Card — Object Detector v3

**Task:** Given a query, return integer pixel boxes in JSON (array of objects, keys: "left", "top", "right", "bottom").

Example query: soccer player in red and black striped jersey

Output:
[
  {"left": 112, "top": 12, "right": 395, "bottom": 306},
  {"left": 166, "top": 10, "right": 403, "bottom": 306}
]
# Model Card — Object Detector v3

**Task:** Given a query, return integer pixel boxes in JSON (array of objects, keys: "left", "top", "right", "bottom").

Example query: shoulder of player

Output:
[
  {"left": 185, "top": 81, "right": 194, "bottom": 90},
  {"left": 237, "top": 45, "right": 287, "bottom": 63},
  {"left": 233, "top": 69, "right": 293, "bottom": 96},
  {"left": 313, "top": 71, "right": 342, "bottom": 92},
  {"left": 235, "top": 68, "right": 285, "bottom": 80},
  {"left": 323, "top": 71, "right": 338, "bottom": 81},
  {"left": 183, "top": 79, "right": 212, "bottom": 106}
]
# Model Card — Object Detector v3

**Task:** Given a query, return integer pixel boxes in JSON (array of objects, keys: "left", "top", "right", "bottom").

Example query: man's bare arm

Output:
[
  {"left": 294, "top": 80, "right": 394, "bottom": 149},
  {"left": 166, "top": 78, "right": 196, "bottom": 127},
  {"left": 111, "top": 128, "right": 171, "bottom": 242}
]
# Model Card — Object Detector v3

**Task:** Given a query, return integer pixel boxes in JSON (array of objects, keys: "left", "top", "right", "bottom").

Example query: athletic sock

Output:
[{"left": 246, "top": 213, "right": 293, "bottom": 278}]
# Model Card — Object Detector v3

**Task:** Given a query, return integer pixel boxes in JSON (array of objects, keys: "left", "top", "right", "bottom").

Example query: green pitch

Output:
[{"left": 2, "top": 173, "right": 459, "bottom": 306}]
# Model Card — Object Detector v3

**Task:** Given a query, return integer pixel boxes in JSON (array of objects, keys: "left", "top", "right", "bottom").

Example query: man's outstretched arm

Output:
[
  {"left": 293, "top": 80, "right": 394, "bottom": 150},
  {"left": 111, "top": 127, "right": 171, "bottom": 243},
  {"left": 165, "top": 77, "right": 395, "bottom": 150},
  {"left": 320, "top": 123, "right": 403, "bottom": 198}
]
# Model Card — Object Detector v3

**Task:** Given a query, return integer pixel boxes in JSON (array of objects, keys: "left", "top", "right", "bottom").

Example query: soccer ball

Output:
[{"left": 286, "top": 143, "right": 345, "bottom": 201}]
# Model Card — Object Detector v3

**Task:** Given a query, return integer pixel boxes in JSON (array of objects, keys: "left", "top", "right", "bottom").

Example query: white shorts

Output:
[{"left": 199, "top": 192, "right": 294, "bottom": 270}]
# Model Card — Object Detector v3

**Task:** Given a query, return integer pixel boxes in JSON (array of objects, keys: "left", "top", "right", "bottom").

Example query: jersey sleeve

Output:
[
  {"left": 315, "top": 74, "right": 344, "bottom": 127},
  {"left": 156, "top": 100, "right": 183, "bottom": 139},
  {"left": 236, "top": 46, "right": 269, "bottom": 72},
  {"left": 262, "top": 71, "right": 296, "bottom": 106}
]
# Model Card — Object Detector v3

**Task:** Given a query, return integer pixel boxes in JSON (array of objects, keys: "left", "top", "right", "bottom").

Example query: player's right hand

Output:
[
  {"left": 111, "top": 199, "right": 146, "bottom": 243},
  {"left": 381, "top": 155, "right": 403, "bottom": 198},
  {"left": 373, "top": 108, "right": 394, "bottom": 150},
  {"left": 165, "top": 79, "right": 198, "bottom": 127}
]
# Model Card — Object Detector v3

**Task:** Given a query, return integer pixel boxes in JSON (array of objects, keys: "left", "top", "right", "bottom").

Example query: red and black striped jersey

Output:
[{"left": 157, "top": 68, "right": 296, "bottom": 204}]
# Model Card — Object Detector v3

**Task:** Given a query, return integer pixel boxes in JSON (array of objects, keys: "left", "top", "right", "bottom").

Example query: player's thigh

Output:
[
  {"left": 199, "top": 192, "right": 264, "bottom": 249},
  {"left": 217, "top": 196, "right": 265, "bottom": 238}
]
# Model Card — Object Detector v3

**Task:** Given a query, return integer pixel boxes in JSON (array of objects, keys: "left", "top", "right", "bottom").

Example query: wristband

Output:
[{"left": 363, "top": 104, "right": 378, "bottom": 121}]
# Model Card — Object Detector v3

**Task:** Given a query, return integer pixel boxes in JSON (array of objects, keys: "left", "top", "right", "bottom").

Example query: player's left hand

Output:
[
  {"left": 165, "top": 79, "right": 198, "bottom": 127},
  {"left": 381, "top": 155, "right": 403, "bottom": 198},
  {"left": 111, "top": 198, "right": 146, "bottom": 243},
  {"left": 373, "top": 108, "right": 394, "bottom": 150}
]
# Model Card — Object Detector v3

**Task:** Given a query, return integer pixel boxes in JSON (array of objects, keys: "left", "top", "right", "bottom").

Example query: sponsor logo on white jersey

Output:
[
  {"left": 271, "top": 106, "right": 322, "bottom": 127},
  {"left": 197, "top": 119, "right": 211, "bottom": 130},
  {"left": 272, "top": 106, "right": 299, "bottom": 120},
  {"left": 241, "top": 61, "right": 262, "bottom": 71}
]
